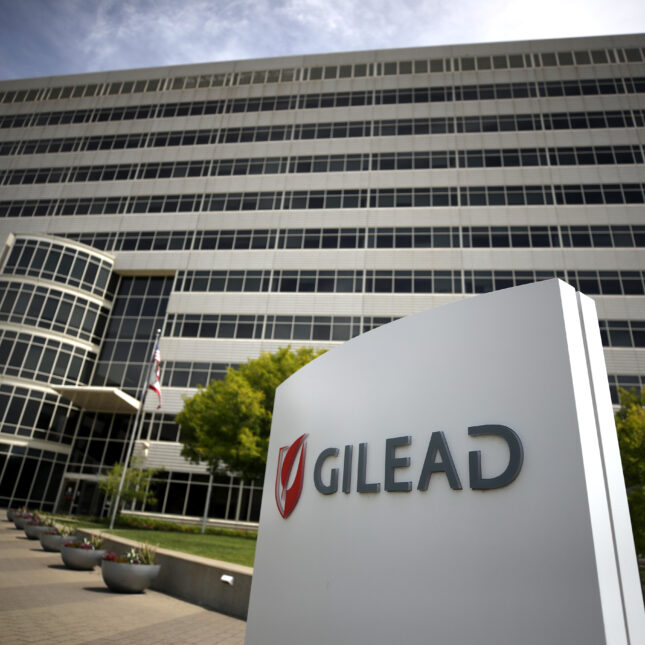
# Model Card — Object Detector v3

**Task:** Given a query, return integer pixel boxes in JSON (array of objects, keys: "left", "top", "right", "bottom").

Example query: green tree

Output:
[
  {"left": 615, "top": 387, "right": 645, "bottom": 556},
  {"left": 176, "top": 346, "right": 325, "bottom": 481},
  {"left": 99, "top": 457, "right": 162, "bottom": 513}
]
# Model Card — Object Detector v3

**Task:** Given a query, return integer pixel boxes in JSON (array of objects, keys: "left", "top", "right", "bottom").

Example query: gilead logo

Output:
[
  {"left": 276, "top": 426, "right": 523, "bottom": 517},
  {"left": 275, "top": 433, "right": 308, "bottom": 518}
]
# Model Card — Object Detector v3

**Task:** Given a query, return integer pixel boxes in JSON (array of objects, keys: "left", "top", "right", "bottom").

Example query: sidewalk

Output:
[{"left": 0, "top": 517, "right": 246, "bottom": 644}]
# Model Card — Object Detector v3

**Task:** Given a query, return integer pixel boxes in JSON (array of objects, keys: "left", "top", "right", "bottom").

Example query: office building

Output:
[{"left": 0, "top": 33, "right": 644, "bottom": 521}]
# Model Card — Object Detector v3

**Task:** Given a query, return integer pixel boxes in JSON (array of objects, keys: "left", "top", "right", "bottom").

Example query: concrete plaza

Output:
[{"left": 0, "top": 517, "right": 246, "bottom": 644}]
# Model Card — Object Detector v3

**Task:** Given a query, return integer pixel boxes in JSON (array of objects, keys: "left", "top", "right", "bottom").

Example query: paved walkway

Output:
[{"left": 0, "top": 516, "right": 246, "bottom": 644}]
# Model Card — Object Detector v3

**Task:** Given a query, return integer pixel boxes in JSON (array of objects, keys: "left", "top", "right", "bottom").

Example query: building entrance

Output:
[{"left": 58, "top": 478, "right": 105, "bottom": 517}]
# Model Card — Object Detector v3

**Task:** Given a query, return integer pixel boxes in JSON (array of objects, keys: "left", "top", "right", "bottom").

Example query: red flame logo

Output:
[{"left": 275, "top": 434, "right": 307, "bottom": 518}]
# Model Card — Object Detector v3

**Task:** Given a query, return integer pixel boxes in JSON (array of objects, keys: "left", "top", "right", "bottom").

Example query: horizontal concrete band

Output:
[{"left": 78, "top": 529, "right": 253, "bottom": 620}]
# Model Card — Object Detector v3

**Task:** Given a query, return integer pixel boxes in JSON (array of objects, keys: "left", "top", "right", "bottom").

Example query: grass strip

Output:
[{"left": 105, "top": 528, "right": 256, "bottom": 567}]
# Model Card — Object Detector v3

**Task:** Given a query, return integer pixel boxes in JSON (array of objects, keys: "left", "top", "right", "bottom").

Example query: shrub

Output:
[
  {"left": 66, "top": 536, "right": 103, "bottom": 550},
  {"left": 102, "top": 543, "right": 157, "bottom": 565},
  {"left": 117, "top": 515, "right": 257, "bottom": 540}
]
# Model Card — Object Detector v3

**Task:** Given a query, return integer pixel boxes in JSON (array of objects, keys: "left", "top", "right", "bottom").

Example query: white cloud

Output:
[
  {"left": 473, "top": 0, "right": 645, "bottom": 43},
  {"left": 67, "top": 0, "right": 645, "bottom": 72},
  {"left": 1, "top": 0, "right": 644, "bottom": 78}
]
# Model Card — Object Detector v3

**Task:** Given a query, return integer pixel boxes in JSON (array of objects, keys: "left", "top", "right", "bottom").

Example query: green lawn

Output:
[
  {"left": 105, "top": 529, "right": 256, "bottom": 567},
  {"left": 47, "top": 515, "right": 257, "bottom": 567}
]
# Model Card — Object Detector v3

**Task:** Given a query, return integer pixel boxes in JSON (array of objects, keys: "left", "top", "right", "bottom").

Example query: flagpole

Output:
[
  {"left": 201, "top": 471, "right": 214, "bottom": 534},
  {"left": 109, "top": 328, "right": 161, "bottom": 530}
]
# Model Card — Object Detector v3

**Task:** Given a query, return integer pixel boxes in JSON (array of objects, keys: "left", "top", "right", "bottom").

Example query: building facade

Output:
[{"left": 0, "top": 34, "right": 644, "bottom": 521}]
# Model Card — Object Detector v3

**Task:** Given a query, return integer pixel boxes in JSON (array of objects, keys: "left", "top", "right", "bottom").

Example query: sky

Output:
[{"left": 0, "top": 0, "right": 644, "bottom": 80}]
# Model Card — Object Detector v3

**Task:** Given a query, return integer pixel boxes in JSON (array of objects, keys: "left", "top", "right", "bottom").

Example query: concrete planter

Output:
[
  {"left": 6, "top": 509, "right": 15, "bottom": 522},
  {"left": 40, "top": 532, "right": 77, "bottom": 552},
  {"left": 61, "top": 545, "right": 106, "bottom": 570},
  {"left": 101, "top": 560, "right": 161, "bottom": 593},
  {"left": 78, "top": 529, "right": 253, "bottom": 619},
  {"left": 24, "top": 524, "right": 49, "bottom": 540},
  {"left": 14, "top": 515, "right": 32, "bottom": 530}
]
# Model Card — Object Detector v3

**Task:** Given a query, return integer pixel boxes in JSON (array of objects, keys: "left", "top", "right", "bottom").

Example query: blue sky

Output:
[{"left": 1, "top": 0, "right": 644, "bottom": 80}]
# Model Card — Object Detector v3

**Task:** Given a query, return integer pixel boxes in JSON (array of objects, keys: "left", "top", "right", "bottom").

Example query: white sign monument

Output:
[{"left": 246, "top": 279, "right": 644, "bottom": 645}]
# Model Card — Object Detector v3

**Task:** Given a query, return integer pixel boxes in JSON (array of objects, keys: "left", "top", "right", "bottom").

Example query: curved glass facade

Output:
[
  {"left": 0, "top": 443, "right": 67, "bottom": 511},
  {"left": 0, "top": 279, "right": 110, "bottom": 344},
  {"left": 0, "top": 235, "right": 114, "bottom": 387},
  {"left": 0, "top": 235, "right": 116, "bottom": 509},
  {"left": 0, "top": 383, "right": 79, "bottom": 444},
  {"left": 2, "top": 236, "right": 116, "bottom": 300},
  {"left": 0, "top": 329, "right": 96, "bottom": 385}
]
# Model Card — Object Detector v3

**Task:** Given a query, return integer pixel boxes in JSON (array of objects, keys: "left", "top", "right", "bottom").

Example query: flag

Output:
[{"left": 148, "top": 339, "right": 162, "bottom": 408}]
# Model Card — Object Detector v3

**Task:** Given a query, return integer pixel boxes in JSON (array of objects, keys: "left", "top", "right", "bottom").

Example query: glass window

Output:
[
  {"left": 541, "top": 52, "right": 557, "bottom": 66},
  {"left": 384, "top": 62, "right": 397, "bottom": 75},
  {"left": 574, "top": 51, "right": 591, "bottom": 65},
  {"left": 460, "top": 57, "right": 475, "bottom": 71},
  {"left": 591, "top": 50, "right": 608, "bottom": 64},
  {"left": 41, "top": 296, "right": 58, "bottom": 321},
  {"left": 43, "top": 249, "right": 61, "bottom": 276},
  {"left": 508, "top": 54, "right": 523, "bottom": 68},
  {"left": 557, "top": 51, "right": 574, "bottom": 65},
  {"left": 354, "top": 64, "right": 367, "bottom": 77},
  {"left": 492, "top": 55, "right": 507, "bottom": 69}
]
